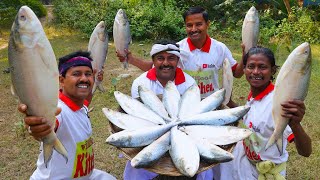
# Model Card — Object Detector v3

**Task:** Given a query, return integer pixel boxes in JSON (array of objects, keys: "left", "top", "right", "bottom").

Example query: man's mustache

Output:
[{"left": 159, "top": 65, "right": 174, "bottom": 70}]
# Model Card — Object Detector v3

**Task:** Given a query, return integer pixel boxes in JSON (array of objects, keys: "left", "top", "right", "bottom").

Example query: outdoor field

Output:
[{"left": 1, "top": 2, "right": 320, "bottom": 179}]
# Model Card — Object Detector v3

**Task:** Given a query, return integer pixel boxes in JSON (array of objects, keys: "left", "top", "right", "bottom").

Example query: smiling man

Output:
[
  {"left": 131, "top": 39, "right": 196, "bottom": 98},
  {"left": 20, "top": 51, "right": 116, "bottom": 180},
  {"left": 118, "top": 7, "right": 244, "bottom": 100}
]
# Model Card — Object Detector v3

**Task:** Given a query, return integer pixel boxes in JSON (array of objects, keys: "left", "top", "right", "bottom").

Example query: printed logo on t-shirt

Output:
[
  {"left": 184, "top": 70, "right": 215, "bottom": 97},
  {"left": 72, "top": 137, "right": 94, "bottom": 178},
  {"left": 243, "top": 121, "right": 264, "bottom": 163},
  {"left": 202, "top": 64, "right": 215, "bottom": 69}
]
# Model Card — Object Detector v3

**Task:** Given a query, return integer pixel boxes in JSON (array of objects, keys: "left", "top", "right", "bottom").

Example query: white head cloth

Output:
[{"left": 150, "top": 44, "right": 180, "bottom": 57}]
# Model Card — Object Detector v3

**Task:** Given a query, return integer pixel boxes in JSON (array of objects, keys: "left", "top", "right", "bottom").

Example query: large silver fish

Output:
[
  {"left": 178, "top": 83, "right": 201, "bottom": 119},
  {"left": 189, "top": 136, "right": 234, "bottom": 163},
  {"left": 179, "top": 125, "right": 252, "bottom": 146},
  {"left": 88, "top": 21, "right": 108, "bottom": 93},
  {"left": 242, "top": 6, "right": 259, "bottom": 53},
  {"left": 106, "top": 121, "right": 178, "bottom": 147},
  {"left": 192, "top": 88, "right": 226, "bottom": 115},
  {"left": 113, "top": 9, "right": 131, "bottom": 69},
  {"left": 163, "top": 81, "right": 181, "bottom": 121},
  {"left": 102, "top": 108, "right": 157, "bottom": 130},
  {"left": 138, "top": 85, "right": 171, "bottom": 122},
  {"left": 114, "top": 91, "right": 166, "bottom": 125},
  {"left": 170, "top": 126, "right": 199, "bottom": 177},
  {"left": 265, "top": 42, "right": 311, "bottom": 154},
  {"left": 181, "top": 106, "right": 250, "bottom": 126},
  {"left": 8, "top": 6, "right": 68, "bottom": 166},
  {"left": 131, "top": 132, "right": 170, "bottom": 168},
  {"left": 222, "top": 58, "right": 233, "bottom": 106}
]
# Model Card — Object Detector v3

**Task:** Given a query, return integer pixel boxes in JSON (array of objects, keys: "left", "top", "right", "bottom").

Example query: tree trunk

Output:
[{"left": 283, "top": 0, "right": 292, "bottom": 14}]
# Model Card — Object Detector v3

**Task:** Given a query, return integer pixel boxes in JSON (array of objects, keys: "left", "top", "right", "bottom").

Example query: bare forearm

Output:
[
  {"left": 233, "top": 59, "right": 244, "bottom": 78},
  {"left": 130, "top": 57, "right": 153, "bottom": 72},
  {"left": 291, "top": 123, "right": 312, "bottom": 157}
]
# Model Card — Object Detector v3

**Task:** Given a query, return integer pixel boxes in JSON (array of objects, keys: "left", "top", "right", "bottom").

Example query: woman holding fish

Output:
[{"left": 213, "top": 46, "right": 312, "bottom": 180}]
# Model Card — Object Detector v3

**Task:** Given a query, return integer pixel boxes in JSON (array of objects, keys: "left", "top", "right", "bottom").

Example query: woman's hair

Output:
[{"left": 243, "top": 46, "right": 279, "bottom": 81}]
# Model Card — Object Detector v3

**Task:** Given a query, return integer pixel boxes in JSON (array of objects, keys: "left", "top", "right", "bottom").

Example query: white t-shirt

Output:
[
  {"left": 131, "top": 67, "right": 196, "bottom": 98},
  {"left": 125, "top": 68, "right": 199, "bottom": 180},
  {"left": 31, "top": 92, "right": 115, "bottom": 180},
  {"left": 213, "top": 83, "right": 294, "bottom": 180},
  {"left": 178, "top": 35, "right": 238, "bottom": 98}
]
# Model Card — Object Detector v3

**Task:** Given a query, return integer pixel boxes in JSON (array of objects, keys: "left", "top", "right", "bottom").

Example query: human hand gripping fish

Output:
[{"left": 18, "top": 104, "right": 62, "bottom": 141}]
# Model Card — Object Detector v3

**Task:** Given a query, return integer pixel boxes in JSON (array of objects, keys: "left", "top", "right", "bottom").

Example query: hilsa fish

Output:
[
  {"left": 113, "top": 9, "right": 131, "bottom": 69},
  {"left": 242, "top": 6, "right": 259, "bottom": 53},
  {"left": 88, "top": 21, "right": 108, "bottom": 93},
  {"left": 266, "top": 42, "right": 311, "bottom": 154},
  {"left": 222, "top": 58, "right": 233, "bottom": 106},
  {"left": 8, "top": 6, "right": 68, "bottom": 167}
]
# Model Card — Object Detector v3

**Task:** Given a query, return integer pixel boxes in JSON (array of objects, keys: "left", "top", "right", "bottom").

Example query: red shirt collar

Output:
[
  {"left": 187, "top": 34, "right": 211, "bottom": 53},
  {"left": 146, "top": 67, "right": 186, "bottom": 85},
  {"left": 59, "top": 91, "right": 89, "bottom": 111},
  {"left": 247, "top": 82, "right": 274, "bottom": 101}
]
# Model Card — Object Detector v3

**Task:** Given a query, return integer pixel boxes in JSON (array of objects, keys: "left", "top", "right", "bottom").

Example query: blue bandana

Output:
[{"left": 59, "top": 56, "right": 93, "bottom": 75}]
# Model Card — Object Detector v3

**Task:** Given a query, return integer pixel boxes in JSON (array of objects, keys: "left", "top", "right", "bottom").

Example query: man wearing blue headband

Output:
[{"left": 19, "top": 51, "right": 115, "bottom": 180}]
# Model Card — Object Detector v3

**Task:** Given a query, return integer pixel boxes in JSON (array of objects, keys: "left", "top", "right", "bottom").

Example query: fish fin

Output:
[
  {"left": 52, "top": 138, "right": 68, "bottom": 164},
  {"left": 98, "top": 84, "right": 105, "bottom": 92},
  {"left": 43, "top": 143, "right": 54, "bottom": 167}
]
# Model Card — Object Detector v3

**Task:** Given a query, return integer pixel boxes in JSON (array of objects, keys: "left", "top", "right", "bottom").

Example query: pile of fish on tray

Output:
[{"left": 102, "top": 81, "right": 252, "bottom": 177}]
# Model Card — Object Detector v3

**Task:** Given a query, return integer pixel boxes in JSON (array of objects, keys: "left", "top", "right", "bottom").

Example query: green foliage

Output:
[
  {"left": 275, "top": 7, "right": 320, "bottom": 44},
  {"left": 53, "top": 0, "right": 184, "bottom": 40},
  {"left": 0, "top": 0, "right": 47, "bottom": 28},
  {"left": 52, "top": 0, "right": 320, "bottom": 44},
  {"left": 127, "top": 0, "right": 184, "bottom": 40}
]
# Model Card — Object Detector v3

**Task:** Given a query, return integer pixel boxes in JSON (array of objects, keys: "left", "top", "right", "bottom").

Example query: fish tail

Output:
[
  {"left": 123, "top": 61, "right": 128, "bottom": 69},
  {"left": 265, "top": 133, "right": 283, "bottom": 155},
  {"left": 276, "top": 135, "right": 284, "bottom": 155},
  {"left": 265, "top": 133, "right": 276, "bottom": 151},
  {"left": 43, "top": 138, "right": 68, "bottom": 167},
  {"left": 98, "top": 83, "right": 105, "bottom": 92},
  {"left": 92, "top": 83, "right": 97, "bottom": 94}
]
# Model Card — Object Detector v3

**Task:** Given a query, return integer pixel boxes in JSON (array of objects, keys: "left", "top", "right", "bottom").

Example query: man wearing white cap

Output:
[
  {"left": 125, "top": 40, "right": 214, "bottom": 180},
  {"left": 118, "top": 7, "right": 245, "bottom": 100},
  {"left": 131, "top": 39, "right": 196, "bottom": 98}
]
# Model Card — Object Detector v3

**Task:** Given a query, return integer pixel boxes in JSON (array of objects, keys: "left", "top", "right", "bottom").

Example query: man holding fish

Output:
[
  {"left": 124, "top": 39, "right": 218, "bottom": 179},
  {"left": 19, "top": 51, "right": 116, "bottom": 180},
  {"left": 117, "top": 6, "right": 245, "bottom": 100}
]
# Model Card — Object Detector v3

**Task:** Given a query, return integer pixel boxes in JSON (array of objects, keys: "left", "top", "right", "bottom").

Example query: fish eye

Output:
[{"left": 20, "top": 15, "right": 26, "bottom": 21}]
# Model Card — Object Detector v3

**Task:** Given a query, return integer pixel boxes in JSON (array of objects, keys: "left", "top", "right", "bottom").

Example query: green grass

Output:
[{"left": 0, "top": 26, "right": 319, "bottom": 179}]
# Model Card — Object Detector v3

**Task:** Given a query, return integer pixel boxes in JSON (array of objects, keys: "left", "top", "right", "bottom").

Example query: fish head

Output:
[
  {"left": 291, "top": 42, "right": 312, "bottom": 72},
  {"left": 95, "top": 21, "right": 108, "bottom": 42},
  {"left": 245, "top": 6, "right": 259, "bottom": 22},
  {"left": 115, "top": 9, "right": 129, "bottom": 25},
  {"left": 11, "top": 6, "right": 43, "bottom": 49}
]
